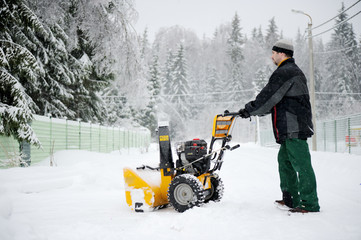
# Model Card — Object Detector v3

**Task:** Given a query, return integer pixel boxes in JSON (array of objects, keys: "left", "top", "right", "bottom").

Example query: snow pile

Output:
[{"left": 0, "top": 143, "right": 361, "bottom": 240}]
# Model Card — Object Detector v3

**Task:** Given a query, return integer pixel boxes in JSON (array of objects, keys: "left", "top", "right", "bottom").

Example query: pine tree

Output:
[
  {"left": 34, "top": 23, "right": 80, "bottom": 119},
  {"left": 226, "top": 13, "right": 245, "bottom": 104},
  {"left": 243, "top": 26, "right": 271, "bottom": 101},
  {"left": 205, "top": 66, "right": 221, "bottom": 103},
  {"left": 2, "top": 0, "right": 90, "bottom": 121},
  {"left": 157, "top": 44, "right": 191, "bottom": 139},
  {"left": 162, "top": 49, "right": 175, "bottom": 98},
  {"left": 324, "top": 2, "right": 359, "bottom": 116},
  {"left": 265, "top": 17, "right": 280, "bottom": 50},
  {"left": 65, "top": 0, "right": 111, "bottom": 122},
  {"left": 171, "top": 44, "right": 190, "bottom": 118},
  {"left": 140, "top": 28, "right": 150, "bottom": 61},
  {"left": 102, "top": 83, "right": 131, "bottom": 126},
  {"left": 137, "top": 54, "right": 161, "bottom": 137},
  {"left": 0, "top": 0, "right": 43, "bottom": 145}
]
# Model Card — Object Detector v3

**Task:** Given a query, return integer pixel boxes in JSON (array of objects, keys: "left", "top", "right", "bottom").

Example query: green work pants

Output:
[{"left": 278, "top": 139, "right": 320, "bottom": 212}]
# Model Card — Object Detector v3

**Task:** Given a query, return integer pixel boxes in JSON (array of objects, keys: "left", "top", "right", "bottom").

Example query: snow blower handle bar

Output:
[
  {"left": 223, "top": 110, "right": 251, "bottom": 121},
  {"left": 222, "top": 110, "right": 240, "bottom": 117}
]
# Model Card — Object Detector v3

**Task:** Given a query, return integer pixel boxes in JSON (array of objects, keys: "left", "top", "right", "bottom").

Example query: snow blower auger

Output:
[{"left": 123, "top": 112, "right": 240, "bottom": 212}]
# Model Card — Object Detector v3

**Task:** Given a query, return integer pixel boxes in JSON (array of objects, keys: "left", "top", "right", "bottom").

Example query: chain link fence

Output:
[
  {"left": 0, "top": 115, "right": 151, "bottom": 167},
  {"left": 260, "top": 113, "right": 361, "bottom": 155}
]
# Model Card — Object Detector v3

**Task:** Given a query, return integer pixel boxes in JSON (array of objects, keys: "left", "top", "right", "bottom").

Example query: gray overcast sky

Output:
[{"left": 134, "top": 0, "right": 361, "bottom": 42}]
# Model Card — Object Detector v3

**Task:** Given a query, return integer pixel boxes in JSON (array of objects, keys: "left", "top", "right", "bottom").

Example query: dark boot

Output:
[
  {"left": 275, "top": 191, "right": 293, "bottom": 208},
  {"left": 282, "top": 191, "right": 293, "bottom": 208}
]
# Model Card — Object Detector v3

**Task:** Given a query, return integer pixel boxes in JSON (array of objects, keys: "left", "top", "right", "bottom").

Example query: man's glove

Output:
[{"left": 238, "top": 109, "right": 250, "bottom": 118}]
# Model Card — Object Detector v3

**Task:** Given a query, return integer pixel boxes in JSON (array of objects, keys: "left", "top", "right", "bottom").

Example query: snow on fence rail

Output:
[
  {"left": 0, "top": 115, "right": 151, "bottom": 167},
  {"left": 260, "top": 113, "right": 361, "bottom": 155}
]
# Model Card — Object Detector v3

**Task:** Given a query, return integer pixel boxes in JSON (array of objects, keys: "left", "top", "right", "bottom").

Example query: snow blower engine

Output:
[
  {"left": 123, "top": 112, "right": 240, "bottom": 212},
  {"left": 175, "top": 138, "right": 210, "bottom": 176}
]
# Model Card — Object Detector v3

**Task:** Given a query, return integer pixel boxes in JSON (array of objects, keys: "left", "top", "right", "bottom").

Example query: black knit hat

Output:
[{"left": 272, "top": 39, "right": 294, "bottom": 57}]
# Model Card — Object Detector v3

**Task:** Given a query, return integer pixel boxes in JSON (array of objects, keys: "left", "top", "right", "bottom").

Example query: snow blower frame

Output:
[{"left": 123, "top": 112, "right": 240, "bottom": 212}]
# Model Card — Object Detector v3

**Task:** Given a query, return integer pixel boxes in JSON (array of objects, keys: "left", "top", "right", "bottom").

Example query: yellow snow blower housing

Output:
[
  {"left": 123, "top": 113, "right": 239, "bottom": 212},
  {"left": 123, "top": 123, "right": 174, "bottom": 212}
]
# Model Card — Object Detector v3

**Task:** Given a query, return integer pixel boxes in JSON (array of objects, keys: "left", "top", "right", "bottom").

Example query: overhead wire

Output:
[
  {"left": 159, "top": 88, "right": 255, "bottom": 97},
  {"left": 316, "top": 92, "right": 361, "bottom": 96},
  {"left": 300, "top": 0, "right": 361, "bottom": 39},
  {"left": 103, "top": 88, "right": 256, "bottom": 99},
  {"left": 311, "top": 10, "right": 361, "bottom": 38},
  {"left": 311, "top": 0, "right": 361, "bottom": 31},
  {"left": 314, "top": 44, "right": 357, "bottom": 54}
]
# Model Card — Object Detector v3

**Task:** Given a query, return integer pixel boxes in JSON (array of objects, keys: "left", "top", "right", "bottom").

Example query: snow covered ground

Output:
[{"left": 1, "top": 143, "right": 361, "bottom": 240}]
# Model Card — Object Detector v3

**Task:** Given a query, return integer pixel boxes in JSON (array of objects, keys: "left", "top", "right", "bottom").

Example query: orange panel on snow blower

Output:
[{"left": 212, "top": 115, "right": 235, "bottom": 138}]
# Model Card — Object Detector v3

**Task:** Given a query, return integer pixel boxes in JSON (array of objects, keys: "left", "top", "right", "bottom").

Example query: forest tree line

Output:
[{"left": 1, "top": 0, "right": 360, "bottom": 144}]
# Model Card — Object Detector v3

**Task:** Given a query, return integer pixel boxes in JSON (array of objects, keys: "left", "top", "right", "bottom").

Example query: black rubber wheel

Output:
[
  {"left": 168, "top": 174, "right": 205, "bottom": 212},
  {"left": 204, "top": 176, "right": 224, "bottom": 203}
]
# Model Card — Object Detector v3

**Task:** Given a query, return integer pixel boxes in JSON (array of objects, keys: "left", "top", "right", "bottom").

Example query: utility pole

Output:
[{"left": 292, "top": 9, "right": 317, "bottom": 151}]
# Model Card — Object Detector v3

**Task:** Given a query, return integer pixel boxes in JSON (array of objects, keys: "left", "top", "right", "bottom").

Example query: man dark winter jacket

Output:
[
  {"left": 235, "top": 39, "right": 320, "bottom": 213},
  {"left": 244, "top": 57, "right": 314, "bottom": 144}
]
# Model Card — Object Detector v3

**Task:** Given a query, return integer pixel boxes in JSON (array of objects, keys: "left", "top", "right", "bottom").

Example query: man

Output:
[{"left": 237, "top": 39, "right": 320, "bottom": 213}]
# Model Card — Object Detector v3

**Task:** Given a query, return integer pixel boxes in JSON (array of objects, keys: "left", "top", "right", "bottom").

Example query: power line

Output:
[
  {"left": 314, "top": 45, "right": 357, "bottom": 54},
  {"left": 316, "top": 99, "right": 361, "bottom": 103},
  {"left": 312, "top": 10, "right": 361, "bottom": 38},
  {"left": 312, "top": 0, "right": 361, "bottom": 31},
  {"left": 316, "top": 92, "right": 361, "bottom": 96},
  {"left": 159, "top": 88, "right": 255, "bottom": 97}
]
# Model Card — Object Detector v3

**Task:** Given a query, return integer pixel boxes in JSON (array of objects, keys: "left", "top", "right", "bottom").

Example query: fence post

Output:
[
  {"left": 323, "top": 122, "right": 326, "bottom": 151},
  {"left": 105, "top": 127, "right": 108, "bottom": 152},
  {"left": 90, "top": 122, "right": 92, "bottom": 151},
  {"left": 65, "top": 117, "right": 68, "bottom": 150},
  {"left": 128, "top": 130, "right": 130, "bottom": 154},
  {"left": 123, "top": 129, "right": 126, "bottom": 149},
  {"left": 347, "top": 118, "right": 351, "bottom": 153},
  {"left": 118, "top": 127, "right": 121, "bottom": 150},
  {"left": 112, "top": 126, "right": 115, "bottom": 151},
  {"left": 99, "top": 125, "right": 101, "bottom": 152},
  {"left": 49, "top": 115, "right": 52, "bottom": 154},
  {"left": 78, "top": 119, "right": 81, "bottom": 150},
  {"left": 334, "top": 120, "right": 337, "bottom": 152}
]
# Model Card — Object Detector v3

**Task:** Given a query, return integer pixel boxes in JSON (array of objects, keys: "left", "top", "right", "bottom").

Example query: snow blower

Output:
[{"left": 123, "top": 112, "right": 240, "bottom": 212}]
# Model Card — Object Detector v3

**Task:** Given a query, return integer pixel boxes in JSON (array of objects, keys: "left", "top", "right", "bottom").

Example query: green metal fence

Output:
[
  {"left": 260, "top": 113, "right": 361, "bottom": 155},
  {"left": 0, "top": 114, "right": 151, "bottom": 166},
  {"left": 317, "top": 114, "right": 361, "bottom": 155}
]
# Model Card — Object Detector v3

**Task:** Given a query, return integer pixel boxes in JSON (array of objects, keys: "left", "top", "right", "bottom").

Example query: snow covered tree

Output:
[
  {"left": 243, "top": 26, "right": 271, "bottom": 102},
  {"left": 162, "top": 49, "right": 175, "bottom": 97},
  {"left": 61, "top": 0, "right": 114, "bottom": 122},
  {"left": 140, "top": 28, "right": 151, "bottom": 62},
  {"left": 0, "top": 42, "right": 40, "bottom": 146},
  {"left": 206, "top": 24, "right": 231, "bottom": 107},
  {"left": 265, "top": 17, "right": 280, "bottom": 51},
  {"left": 226, "top": 13, "right": 246, "bottom": 104},
  {"left": 253, "top": 26, "right": 265, "bottom": 46},
  {"left": 205, "top": 66, "right": 221, "bottom": 103},
  {"left": 253, "top": 66, "right": 273, "bottom": 94},
  {"left": 157, "top": 44, "right": 190, "bottom": 139},
  {"left": 137, "top": 54, "right": 161, "bottom": 137},
  {"left": 102, "top": 84, "right": 132, "bottom": 126},
  {"left": 0, "top": 0, "right": 43, "bottom": 145},
  {"left": 324, "top": 2, "right": 360, "bottom": 116},
  {"left": 33, "top": 23, "right": 80, "bottom": 120},
  {"left": 170, "top": 44, "right": 190, "bottom": 119},
  {"left": 148, "top": 55, "right": 161, "bottom": 102}
]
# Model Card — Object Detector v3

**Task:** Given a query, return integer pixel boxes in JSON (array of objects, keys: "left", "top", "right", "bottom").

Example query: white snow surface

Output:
[{"left": 1, "top": 143, "right": 361, "bottom": 240}]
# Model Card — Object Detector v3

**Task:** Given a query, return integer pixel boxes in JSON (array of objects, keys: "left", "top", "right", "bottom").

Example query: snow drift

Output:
[{"left": 0, "top": 143, "right": 360, "bottom": 240}]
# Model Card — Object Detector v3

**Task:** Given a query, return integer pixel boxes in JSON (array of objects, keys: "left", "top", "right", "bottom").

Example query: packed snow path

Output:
[{"left": 1, "top": 143, "right": 360, "bottom": 240}]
